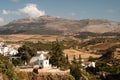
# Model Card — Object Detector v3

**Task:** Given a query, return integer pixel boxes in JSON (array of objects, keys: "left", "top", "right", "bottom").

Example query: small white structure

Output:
[
  {"left": 81, "top": 62, "right": 96, "bottom": 68},
  {"left": 0, "top": 47, "right": 9, "bottom": 56},
  {"left": 88, "top": 62, "right": 96, "bottom": 68},
  {"left": 9, "top": 49, "right": 18, "bottom": 56},
  {"left": 0, "top": 42, "right": 20, "bottom": 56},
  {"left": 81, "top": 58, "right": 96, "bottom": 68},
  {"left": 30, "top": 51, "right": 50, "bottom": 68}
]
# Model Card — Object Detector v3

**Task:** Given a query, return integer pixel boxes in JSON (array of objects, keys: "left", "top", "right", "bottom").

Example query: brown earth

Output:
[
  {"left": 64, "top": 49, "right": 101, "bottom": 60},
  {"left": 90, "top": 43, "right": 120, "bottom": 50},
  {"left": 0, "top": 34, "right": 66, "bottom": 42}
]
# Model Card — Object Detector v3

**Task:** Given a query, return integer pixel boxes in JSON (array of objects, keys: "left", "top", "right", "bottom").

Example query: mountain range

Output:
[{"left": 0, "top": 15, "right": 120, "bottom": 35}]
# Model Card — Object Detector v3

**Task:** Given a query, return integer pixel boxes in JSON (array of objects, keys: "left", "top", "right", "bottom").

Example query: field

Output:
[
  {"left": 90, "top": 43, "right": 118, "bottom": 50},
  {"left": 0, "top": 34, "right": 66, "bottom": 42},
  {"left": 64, "top": 49, "right": 101, "bottom": 61},
  {"left": 0, "top": 34, "right": 101, "bottom": 61}
]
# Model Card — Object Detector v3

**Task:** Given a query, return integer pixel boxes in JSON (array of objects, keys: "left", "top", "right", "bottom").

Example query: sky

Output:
[{"left": 0, "top": 0, "right": 120, "bottom": 25}]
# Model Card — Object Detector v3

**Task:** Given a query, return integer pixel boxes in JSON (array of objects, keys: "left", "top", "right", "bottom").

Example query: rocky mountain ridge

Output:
[{"left": 0, "top": 15, "right": 120, "bottom": 35}]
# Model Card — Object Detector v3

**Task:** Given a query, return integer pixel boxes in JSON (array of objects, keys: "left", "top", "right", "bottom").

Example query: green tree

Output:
[
  {"left": 0, "top": 55, "right": 15, "bottom": 80},
  {"left": 70, "top": 64, "right": 81, "bottom": 80},
  {"left": 72, "top": 55, "right": 77, "bottom": 63},
  {"left": 18, "top": 45, "right": 37, "bottom": 63},
  {"left": 49, "top": 40, "right": 68, "bottom": 68},
  {"left": 12, "top": 58, "right": 21, "bottom": 66},
  {"left": 65, "top": 54, "right": 69, "bottom": 64},
  {"left": 78, "top": 54, "right": 82, "bottom": 64},
  {"left": 88, "top": 56, "right": 94, "bottom": 62}
]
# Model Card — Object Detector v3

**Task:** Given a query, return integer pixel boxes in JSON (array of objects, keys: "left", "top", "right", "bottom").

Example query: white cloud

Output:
[
  {"left": 0, "top": 17, "right": 4, "bottom": 23},
  {"left": 19, "top": 3, "right": 45, "bottom": 18},
  {"left": 2, "top": 10, "right": 9, "bottom": 14},
  {"left": 2, "top": 9, "right": 20, "bottom": 15}
]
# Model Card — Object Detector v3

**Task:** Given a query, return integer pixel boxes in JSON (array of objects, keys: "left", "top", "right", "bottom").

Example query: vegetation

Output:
[
  {"left": 80, "top": 37, "right": 120, "bottom": 48},
  {"left": 88, "top": 56, "right": 95, "bottom": 62},
  {"left": 75, "top": 32, "right": 120, "bottom": 39},
  {"left": 23, "top": 41, "right": 52, "bottom": 51},
  {"left": 49, "top": 40, "right": 70, "bottom": 69},
  {"left": 62, "top": 39, "right": 80, "bottom": 49},
  {"left": 86, "top": 62, "right": 120, "bottom": 80},
  {"left": 0, "top": 55, "right": 15, "bottom": 80},
  {"left": 72, "top": 55, "right": 82, "bottom": 65},
  {"left": 70, "top": 64, "right": 81, "bottom": 80},
  {"left": 1, "top": 35, "right": 120, "bottom": 80},
  {"left": 12, "top": 58, "right": 22, "bottom": 66},
  {"left": 17, "top": 44, "right": 37, "bottom": 63},
  {"left": 100, "top": 44, "right": 120, "bottom": 61}
]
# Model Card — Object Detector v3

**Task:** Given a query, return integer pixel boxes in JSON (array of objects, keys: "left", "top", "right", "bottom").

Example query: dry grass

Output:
[
  {"left": 0, "top": 34, "right": 65, "bottom": 42},
  {"left": 90, "top": 43, "right": 116, "bottom": 50},
  {"left": 64, "top": 49, "right": 101, "bottom": 60}
]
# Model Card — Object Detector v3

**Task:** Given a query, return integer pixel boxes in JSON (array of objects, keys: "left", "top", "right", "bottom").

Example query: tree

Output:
[
  {"left": 72, "top": 55, "right": 77, "bottom": 63},
  {"left": 70, "top": 64, "right": 81, "bottom": 80},
  {"left": 88, "top": 56, "right": 94, "bottom": 62},
  {"left": 18, "top": 45, "right": 37, "bottom": 63},
  {"left": 0, "top": 55, "right": 15, "bottom": 80},
  {"left": 12, "top": 58, "right": 21, "bottom": 66},
  {"left": 78, "top": 54, "right": 82, "bottom": 64},
  {"left": 65, "top": 54, "right": 69, "bottom": 64},
  {"left": 49, "top": 40, "right": 68, "bottom": 68}
]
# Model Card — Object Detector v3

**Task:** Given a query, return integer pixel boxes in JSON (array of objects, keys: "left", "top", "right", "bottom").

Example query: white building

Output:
[
  {"left": 0, "top": 42, "right": 20, "bottom": 56},
  {"left": 81, "top": 62, "right": 96, "bottom": 68},
  {"left": 88, "top": 62, "right": 96, "bottom": 68},
  {"left": 81, "top": 58, "right": 96, "bottom": 68},
  {"left": 30, "top": 51, "right": 50, "bottom": 68},
  {"left": 0, "top": 47, "right": 9, "bottom": 56},
  {"left": 9, "top": 49, "right": 18, "bottom": 56}
]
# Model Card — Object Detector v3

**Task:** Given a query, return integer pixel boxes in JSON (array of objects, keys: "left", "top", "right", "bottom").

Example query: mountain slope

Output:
[{"left": 0, "top": 16, "right": 120, "bottom": 35}]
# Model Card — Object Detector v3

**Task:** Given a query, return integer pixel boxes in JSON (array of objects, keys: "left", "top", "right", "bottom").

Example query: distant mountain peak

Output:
[
  {"left": 9, "top": 15, "right": 64, "bottom": 24},
  {"left": 0, "top": 16, "right": 120, "bottom": 35}
]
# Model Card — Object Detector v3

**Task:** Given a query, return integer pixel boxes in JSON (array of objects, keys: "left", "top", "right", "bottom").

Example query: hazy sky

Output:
[{"left": 0, "top": 0, "right": 120, "bottom": 25}]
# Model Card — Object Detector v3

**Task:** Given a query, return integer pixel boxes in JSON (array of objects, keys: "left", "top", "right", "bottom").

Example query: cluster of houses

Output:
[
  {"left": 0, "top": 41, "right": 96, "bottom": 69},
  {"left": 0, "top": 42, "right": 19, "bottom": 56},
  {"left": 29, "top": 51, "right": 96, "bottom": 68},
  {"left": 0, "top": 42, "right": 51, "bottom": 68}
]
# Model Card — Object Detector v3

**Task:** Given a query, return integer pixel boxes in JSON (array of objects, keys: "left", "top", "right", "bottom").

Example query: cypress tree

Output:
[
  {"left": 78, "top": 54, "right": 82, "bottom": 64},
  {"left": 49, "top": 40, "right": 67, "bottom": 68},
  {"left": 70, "top": 64, "right": 81, "bottom": 80}
]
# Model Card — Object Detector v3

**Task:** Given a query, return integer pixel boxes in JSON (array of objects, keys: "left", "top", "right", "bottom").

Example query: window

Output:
[{"left": 41, "top": 63, "right": 42, "bottom": 65}]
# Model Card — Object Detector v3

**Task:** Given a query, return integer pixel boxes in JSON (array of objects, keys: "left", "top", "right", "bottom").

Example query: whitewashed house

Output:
[
  {"left": 88, "top": 62, "right": 96, "bottom": 67},
  {"left": 3, "top": 47, "right": 9, "bottom": 54},
  {"left": 0, "top": 42, "right": 20, "bottom": 56},
  {"left": 30, "top": 51, "right": 50, "bottom": 68},
  {"left": 0, "top": 47, "right": 9, "bottom": 56},
  {"left": 9, "top": 49, "right": 18, "bottom": 56},
  {"left": 81, "top": 58, "right": 96, "bottom": 68}
]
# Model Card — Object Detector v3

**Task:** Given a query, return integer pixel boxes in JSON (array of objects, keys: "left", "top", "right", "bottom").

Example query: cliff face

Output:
[{"left": 0, "top": 16, "right": 120, "bottom": 35}]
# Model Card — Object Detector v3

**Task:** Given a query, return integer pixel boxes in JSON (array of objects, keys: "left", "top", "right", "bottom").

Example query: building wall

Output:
[
  {"left": 43, "top": 60, "right": 49, "bottom": 68},
  {"left": 39, "top": 59, "right": 49, "bottom": 68}
]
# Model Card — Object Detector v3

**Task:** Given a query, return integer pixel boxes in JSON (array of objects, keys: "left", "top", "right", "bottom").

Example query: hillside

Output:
[{"left": 0, "top": 15, "right": 120, "bottom": 35}]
